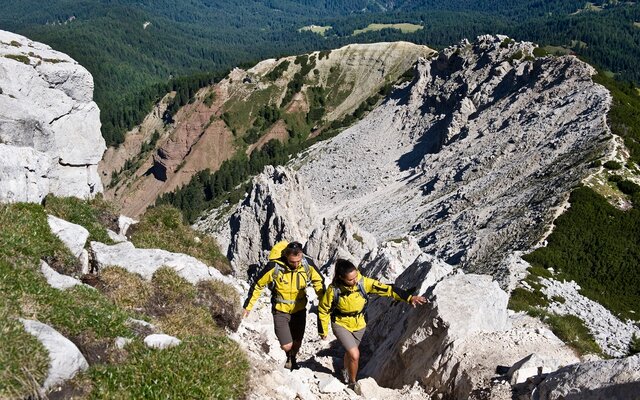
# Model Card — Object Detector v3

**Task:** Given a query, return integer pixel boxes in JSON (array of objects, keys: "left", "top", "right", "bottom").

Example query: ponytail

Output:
[{"left": 332, "top": 258, "right": 356, "bottom": 286}]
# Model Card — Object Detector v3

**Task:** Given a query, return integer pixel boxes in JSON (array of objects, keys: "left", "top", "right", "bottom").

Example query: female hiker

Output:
[{"left": 318, "top": 258, "right": 427, "bottom": 390}]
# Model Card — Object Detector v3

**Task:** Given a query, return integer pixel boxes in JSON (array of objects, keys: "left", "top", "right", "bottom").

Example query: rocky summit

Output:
[{"left": 0, "top": 30, "right": 105, "bottom": 202}]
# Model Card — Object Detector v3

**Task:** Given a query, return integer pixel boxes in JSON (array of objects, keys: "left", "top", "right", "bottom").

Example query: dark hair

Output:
[
  {"left": 333, "top": 258, "right": 356, "bottom": 285},
  {"left": 283, "top": 241, "right": 303, "bottom": 257}
]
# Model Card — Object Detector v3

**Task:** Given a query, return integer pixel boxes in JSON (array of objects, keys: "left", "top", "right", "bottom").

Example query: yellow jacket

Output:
[
  {"left": 243, "top": 257, "right": 325, "bottom": 314},
  {"left": 318, "top": 272, "right": 412, "bottom": 335}
]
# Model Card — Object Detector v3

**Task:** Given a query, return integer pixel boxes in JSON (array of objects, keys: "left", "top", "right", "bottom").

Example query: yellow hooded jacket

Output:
[
  {"left": 243, "top": 256, "right": 325, "bottom": 314},
  {"left": 318, "top": 272, "right": 413, "bottom": 335}
]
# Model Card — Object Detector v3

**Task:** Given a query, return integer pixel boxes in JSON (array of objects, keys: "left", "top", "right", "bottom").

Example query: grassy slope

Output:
[{"left": 0, "top": 200, "right": 246, "bottom": 398}]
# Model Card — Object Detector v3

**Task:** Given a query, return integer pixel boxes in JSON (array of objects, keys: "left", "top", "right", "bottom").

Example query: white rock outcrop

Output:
[
  {"left": 541, "top": 278, "right": 640, "bottom": 358},
  {"left": 0, "top": 144, "right": 51, "bottom": 203},
  {"left": 40, "top": 260, "right": 83, "bottom": 290},
  {"left": 198, "top": 165, "right": 319, "bottom": 278},
  {"left": 305, "top": 216, "right": 377, "bottom": 274},
  {"left": 0, "top": 30, "right": 105, "bottom": 201},
  {"left": 533, "top": 355, "right": 640, "bottom": 400},
  {"left": 47, "top": 215, "right": 89, "bottom": 257},
  {"left": 90, "top": 241, "right": 236, "bottom": 287},
  {"left": 143, "top": 334, "right": 182, "bottom": 349},
  {"left": 20, "top": 319, "right": 89, "bottom": 390}
]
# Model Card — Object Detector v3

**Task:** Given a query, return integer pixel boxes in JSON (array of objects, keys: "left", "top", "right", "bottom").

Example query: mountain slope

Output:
[{"left": 100, "top": 42, "right": 435, "bottom": 218}]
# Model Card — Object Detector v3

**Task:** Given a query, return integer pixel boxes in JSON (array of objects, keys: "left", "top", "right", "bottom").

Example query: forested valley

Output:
[{"left": 1, "top": 0, "right": 639, "bottom": 147}]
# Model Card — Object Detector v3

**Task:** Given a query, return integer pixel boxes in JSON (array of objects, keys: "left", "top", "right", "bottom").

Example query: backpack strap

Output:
[{"left": 331, "top": 277, "right": 368, "bottom": 317}]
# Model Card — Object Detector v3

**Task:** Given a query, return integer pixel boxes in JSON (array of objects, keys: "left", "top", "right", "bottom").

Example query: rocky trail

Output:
[{"left": 231, "top": 289, "right": 431, "bottom": 400}]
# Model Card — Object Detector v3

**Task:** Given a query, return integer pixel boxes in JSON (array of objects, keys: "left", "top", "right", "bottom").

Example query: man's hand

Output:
[
  {"left": 410, "top": 296, "right": 427, "bottom": 308},
  {"left": 242, "top": 309, "right": 250, "bottom": 318}
]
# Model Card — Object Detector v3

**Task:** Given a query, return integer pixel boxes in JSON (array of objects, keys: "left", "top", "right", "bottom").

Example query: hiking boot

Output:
[
  {"left": 346, "top": 382, "right": 361, "bottom": 394},
  {"left": 290, "top": 357, "right": 299, "bottom": 370},
  {"left": 284, "top": 354, "right": 292, "bottom": 370}
]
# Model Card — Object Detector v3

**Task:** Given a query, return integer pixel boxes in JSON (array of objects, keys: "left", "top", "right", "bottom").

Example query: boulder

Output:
[
  {"left": 0, "top": 29, "right": 105, "bottom": 201},
  {"left": 508, "top": 353, "right": 562, "bottom": 385},
  {"left": 47, "top": 215, "right": 89, "bottom": 257},
  {"left": 143, "top": 334, "right": 181, "bottom": 349},
  {"left": 118, "top": 215, "right": 138, "bottom": 236},
  {"left": 533, "top": 355, "right": 640, "bottom": 400},
  {"left": 40, "top": 260, "right": 83, "bottom": 290},
  {"left": 90, "top": 241, "right": 237, "bottom": 287},
  {"left": 317, "top": 375, "right": 345, "bottom": 393},
  {"left": 359, "top": 236, "right": 423, "bottom": 283},
  {"left": 20, "top": 319, "right": 89, "bottom": 390}
]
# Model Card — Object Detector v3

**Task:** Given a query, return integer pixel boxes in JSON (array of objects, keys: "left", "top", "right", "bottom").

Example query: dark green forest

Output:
[
  {"left": 1, "top": 1, "right": 639, "bottom": 146},
  {"left": 523, "top": 73, "right": 640, "bottom": 322}
]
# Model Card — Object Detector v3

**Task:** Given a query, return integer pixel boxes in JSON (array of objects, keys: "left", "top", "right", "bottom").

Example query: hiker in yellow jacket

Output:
[
  {"left": 318, "top": 258, "right": 426, "bottom": 390},
  {"left": 243, "top": 241, "right": 325, "bottom": 370}
]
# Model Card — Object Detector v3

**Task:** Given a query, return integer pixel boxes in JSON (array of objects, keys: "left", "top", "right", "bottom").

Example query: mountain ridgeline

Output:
[
  {"left": 1, "top": 0, "right": 638, "bottom": 147},
  {"left": 100, "top": 42, "right": 435, "bottom": 220}
]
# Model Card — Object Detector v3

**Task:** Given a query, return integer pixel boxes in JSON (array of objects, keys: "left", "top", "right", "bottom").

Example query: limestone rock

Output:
[
  {"left": 47, "top": 215, "right": 89, "bottom": 257},
  {"left": 202, "top": 165, "right": 319, "bottom": 279},
  {"left": 107, "top": 229, "right": 128, "bottom": 243},
  {"left": 533, "top": 355, "right": 640, "bottom": 400},
  {"left": 0, "top": 29, "right": 105, "bottom": 201},
  {"left": 358, "top": 236, "right": 423, "bottom": 283},
  {"left": 40, "top": 260, "right": 83, "bottom": 290},
  {"left": 90, "top": 241, "right": 237, "bottom": 287},
  {"left": 293, "top": 35, "right": 612, "bottom": 282},
  {"left": 305, "top": 216, "right": 377, "bottom": 274},
  {"left": 508, "top": 353, "right": 562, "bottom": 385},
  {"left": 144, "top": 334, "right": 181, "bottom": 349},
  {"left": 318, "top": 375, "right": 345, "bottom": 393},
  {"left": 118, "top": 215, "right": 138, "bottom": 236},
  {"left": 114, "top": 337, "right": 133, "bottom": 350},
  {"left": 363, "top": 273, "right": 510, "bottom": 397},
  {"left": 20, "top": 318, "right": 89, "bottom": 390},
  {"left": 541, "top": 278, "right": 640, "bottom": 358},
  {"left": 357, "top": 377, "right": 398, "bottom": 399},
  {"left": 0, "top": 144, "right": 51, "bottom": 203}
]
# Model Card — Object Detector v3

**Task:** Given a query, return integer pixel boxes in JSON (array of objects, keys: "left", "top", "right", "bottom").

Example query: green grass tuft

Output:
[
  {"left": 87, "top": 336, "right": 248, "bottom": 399},
  {"left": 544, "top": 314, "right": 602, "bottom": 356},
  {"left": 44, "top": 195, "right": 116, "bottom": 244},
  {"left": 4, "top": 54, "right": 30, "bottom": 64}
]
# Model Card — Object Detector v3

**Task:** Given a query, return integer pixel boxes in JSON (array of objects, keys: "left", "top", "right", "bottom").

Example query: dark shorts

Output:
[
  {"left": 332, "top": 322, "right": 366, "bottom": 351},
  {"left": 273, "top": 310, "right": 306, "bottom": 346}
]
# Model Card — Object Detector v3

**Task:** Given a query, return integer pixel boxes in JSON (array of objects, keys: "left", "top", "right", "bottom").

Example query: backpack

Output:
[
  {"left": 331, "top": 276, "right": 369, "bottom": 317},
  {"left": 268, "top": 241, "right": 313, "bottom": 292}
]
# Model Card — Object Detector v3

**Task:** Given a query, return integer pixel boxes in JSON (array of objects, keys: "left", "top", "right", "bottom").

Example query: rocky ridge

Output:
[
  {"left": 0, "top": 30, "right": 105, "bottom": 202},
  {"left": 293, "top": 35, "right": 612, "bottom": 281}
]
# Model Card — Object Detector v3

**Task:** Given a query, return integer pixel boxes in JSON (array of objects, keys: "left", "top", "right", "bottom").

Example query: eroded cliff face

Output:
[
  {"left": 0, "top": 30, "right": 105, "bottom": 202},
  {"left": 294, "top": 35, "right": 612, "bottom": 280}
]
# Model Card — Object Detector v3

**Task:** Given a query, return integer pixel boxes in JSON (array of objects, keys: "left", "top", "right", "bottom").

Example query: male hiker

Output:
[{"left": 242, "top": 241, "right": 325, "bottom": 370}]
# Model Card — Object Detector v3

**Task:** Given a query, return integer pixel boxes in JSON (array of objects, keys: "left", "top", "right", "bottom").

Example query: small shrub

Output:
[
  {"left": 629, "top": 334, "right": 640, "bottom": 355},
  {"left": 508, "top": 287, "right": 549, "bottom": 313},
  {"left": 533, "top": 47, "right": 548, "bottom": 57},
  {"left": 4, "top": 54, "right": 30, "bottom": 64},
  {"left": 603, "top": 160, "right": 622, "bottom": 170},
  {"left": 500, "top": 38, "right": 515, "bottom": 48},
  {"left": 352, "top": 233, "right": 364, "bottom": 244},
  {"left": 9, "top": 40, "right": 21, "bottom": 47},
  {"left": 551, "top": 295, "right": 566, "bottom": 304},
  {"left": 203, "top": 91, "right": 216, "bottom": 107},
  {"left": 508, "top": 50, "right": 523, "bottom": 63},
  {"left": 616, "top": 180, "right": 640, "bottom": 195},
  {"left": 608, "top": 174, "right": 623, "bottom": 183},
  {"left": 590, "top": 159, "right": 602, "bottom": 168}
]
